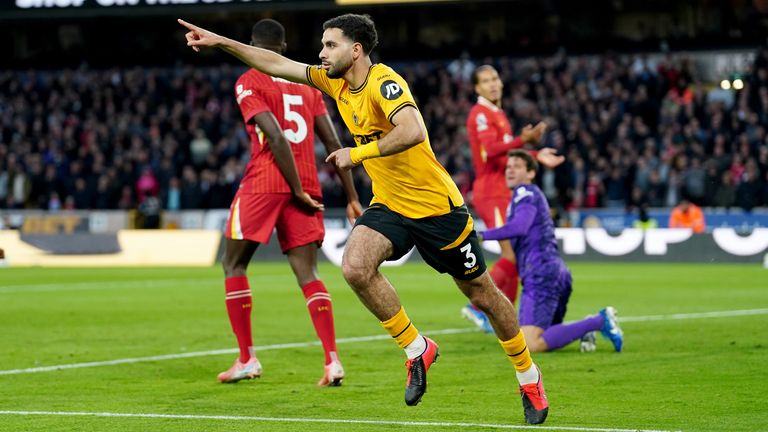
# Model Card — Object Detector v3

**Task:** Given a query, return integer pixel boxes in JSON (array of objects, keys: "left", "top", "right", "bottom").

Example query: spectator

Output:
[
  {"left": 190, "top": 129, "right": 213, "bottom": 167},
  {"left": 72, "top": 178, "right": 92, "bottom": 209},
  {"left": 11, "top": 167, "right": 29, "bottom": 209},
  {"left": 645, "top": 169, "right": 667, "bottom": 207},
  {"left": 0, "top": 166, "right": 9, "bottom": 207},
  {"left": 583, "top": 171, "right": 604, "bottom": 208},
  {"left": 682, "top": 157, "right": 706, "bottom": 205},
  {"left": 137, "top": 192, "right": 162, "bottom": 229},
  {"left": 94, "top": 174, "right": 115, "bottom": 209},
  {"left": 117, "top": 186, "right": 134, "bottom": 210},
  {"left": 180, "top": 166, "right": 202, "bottom": 209},
  {"left": 136, "top": 166, "right": 160, "bottom": 204},
  {"left": 736, "top": 160, "right": 766, "bottom": 210},
  {"left": 1, "top": 48, "right": 767, "bottom": 213},
  {"left": 604, "top": 167, "right": 627, "bottom": 208},
  {"left": 669, "top": 198, "right": 706, "bottom": 233},
  {"left": 447, "top": 51, "right": 475, "bottom": 82},
  {"left": 632, "top": 205, "right": 659, "bottom": 230},
  {"left": 48, "top": 192, "right": 62, "bottom": 212},
  {"left": 164, "top": 176, "right": 182, "bottom": 211},
  {"left": 713, "top": 171, "right": 737, "bottom": 208}
]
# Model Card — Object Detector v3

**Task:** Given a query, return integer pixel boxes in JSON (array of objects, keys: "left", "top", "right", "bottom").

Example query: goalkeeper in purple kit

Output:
[{"left": 479, "top": 150, "right": 624, "bottom": 353}]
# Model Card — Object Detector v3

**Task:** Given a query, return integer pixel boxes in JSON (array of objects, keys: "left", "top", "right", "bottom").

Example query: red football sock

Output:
[
  {"left": 491, "top": 257, "right": 519, "bottom": 305},
  {"left": 302, "top": 280, "right": 338, "bottom": 365},
  {"left": 224, "top": 276, "right": 253, "bottom": 363}
]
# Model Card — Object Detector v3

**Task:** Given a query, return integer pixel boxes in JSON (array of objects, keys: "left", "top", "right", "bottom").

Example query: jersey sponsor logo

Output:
[
  {"left": 236, "top": 84, "right": 253, "bottom": 105},
  {"left": 464, "top": 265, "right": 479, "bottom": 275},
  {"left": 380, "top": 80, "right": 403, "bottom": 100},
  {"left": 476, "top": 113, "right": 488, "bottom": 132},
  {"left": 354, "top": 131, "right": 384, "bottom": 145},
  {"left": 513, "top": 186, "right": 534, "bottom": 204}
]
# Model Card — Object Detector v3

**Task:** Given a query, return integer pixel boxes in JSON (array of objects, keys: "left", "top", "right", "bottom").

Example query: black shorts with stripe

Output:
[{"left": 355, "top": 204, "right": 487, "bottom": 280}]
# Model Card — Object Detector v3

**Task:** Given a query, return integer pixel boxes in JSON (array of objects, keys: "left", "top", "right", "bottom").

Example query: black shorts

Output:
[{"left": 355, "top": 204, "right": 487, "bottom": 280}]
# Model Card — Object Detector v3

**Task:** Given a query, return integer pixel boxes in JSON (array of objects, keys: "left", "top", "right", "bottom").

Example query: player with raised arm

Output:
[
  {"left": 463, "top": 64, "right": 564, "bottom": 333},
  {"left": 479, "top": 150, "right": 624, "bottom": 354},
  {"left": 216, "top": 19, "right": 362, "bottom": 386},
  {"left": 179, "top": 15, "right": 548, "bottom": 424}
]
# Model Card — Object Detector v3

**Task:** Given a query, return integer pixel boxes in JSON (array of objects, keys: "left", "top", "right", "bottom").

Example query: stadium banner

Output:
[
  {"left": 0, "top": 230, "right": 220, "bottom": 267},
  {"left": 2, "top": 208, "right": 766, "bottom": 265},
  {"left": 575, "top": 208, "right": 768, "bottom": 232},
  {"left": 2, "top": 228, "right": 765, "bottom": 267},
  {"left": 2, "top": 0, "right": 335, "bottom": 18},
  {"left": 7, "top": 0, "right": 442, "bottom": 10},
  {"left": 162, "top": 210, "right": 206, "bottom": 230},
  {"left": 0, "top": 210, "right": 128, "bottom": 233},
  {"left": 209, "top": 227, "right": 767, "bottom": 264},
  {"left": 9, "top": 0, "right": 330, "bottom": 9},
  {"left": 550, "top": 228, "right": 768, "bottom": 263}
]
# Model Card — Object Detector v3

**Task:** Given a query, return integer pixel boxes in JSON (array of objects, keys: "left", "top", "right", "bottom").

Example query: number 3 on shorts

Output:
[{"left": 460, "top": 243, "right": 476, "bottom": 268}]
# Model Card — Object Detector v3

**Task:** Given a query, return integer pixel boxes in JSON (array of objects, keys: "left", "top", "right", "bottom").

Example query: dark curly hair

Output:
[
  {"left": 322, "top": 14, "right": 379, "bottom": 55},
  {"left": 508, "top": 149, "right": 538, "bottom": 173}
]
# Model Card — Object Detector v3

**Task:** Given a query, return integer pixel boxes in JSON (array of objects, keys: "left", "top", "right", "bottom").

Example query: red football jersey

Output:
[
  {"left": 235, "top": 69, "right": 328, "bottom": 196},
  {"left": 466, "top": 96, "right": 525, "bottom": 199}
]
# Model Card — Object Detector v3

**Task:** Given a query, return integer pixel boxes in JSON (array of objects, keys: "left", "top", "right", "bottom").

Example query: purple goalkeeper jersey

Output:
[{"left": 481, "top": 183, "right": 564, "bottom": 280}]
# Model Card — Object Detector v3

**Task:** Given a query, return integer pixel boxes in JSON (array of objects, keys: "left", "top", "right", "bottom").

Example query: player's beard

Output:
[
  {"left": 488, "top": 91, "right": 501, "bottom": 106},
  {"left": 327, "top": 56, "right": 353, "bottom": 79}
]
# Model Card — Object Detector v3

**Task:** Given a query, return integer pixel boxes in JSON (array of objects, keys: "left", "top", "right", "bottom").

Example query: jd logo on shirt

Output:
[{"left": 380, "top": 80, "right": 403, "bottom": 100}]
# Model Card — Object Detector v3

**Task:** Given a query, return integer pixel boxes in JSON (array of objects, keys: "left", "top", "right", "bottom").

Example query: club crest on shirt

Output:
[
  {"left": 476, "top": 113, "right": 488, "bottom": 132},
  {"left": 513, "top": 186, "right": 534, "bottom": 203},
  {"left": 235, "top": 84, "right": 252, "bottom": 105},
  {"left": 352, "top": 112, "right": 359, "bottom": 126}
]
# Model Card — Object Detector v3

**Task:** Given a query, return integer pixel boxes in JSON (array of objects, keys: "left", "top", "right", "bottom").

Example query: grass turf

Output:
[{"left": 1, "top": 262, "right": 766, "bottom": 431}]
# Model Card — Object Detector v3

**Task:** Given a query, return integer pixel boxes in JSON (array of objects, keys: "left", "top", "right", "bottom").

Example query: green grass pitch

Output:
[{"left": 1, "top": 262, "right": 766, "bottom": 431}]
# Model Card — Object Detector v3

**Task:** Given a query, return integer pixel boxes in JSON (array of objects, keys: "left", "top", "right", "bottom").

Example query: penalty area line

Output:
[{"left": 0, "top": 410, "right": 680, "bottom": 432}]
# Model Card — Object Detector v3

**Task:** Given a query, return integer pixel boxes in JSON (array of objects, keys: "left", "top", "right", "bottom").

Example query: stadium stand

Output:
[{"left": 1, "top": 49, "right": 767, "bottom": 214}]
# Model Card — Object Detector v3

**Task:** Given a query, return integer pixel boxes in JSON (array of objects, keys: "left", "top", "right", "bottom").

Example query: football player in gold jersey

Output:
[{"left": 179, "top": 14, "right": 548, "bottom": 424}]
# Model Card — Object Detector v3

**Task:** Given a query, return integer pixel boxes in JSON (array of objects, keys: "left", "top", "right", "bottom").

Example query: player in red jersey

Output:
[
  {"left": 218, "top": 19, "right": 362, "bottom": 386},
  {"left": 462, "top": 65, "right": 564, "bottom": 332}
]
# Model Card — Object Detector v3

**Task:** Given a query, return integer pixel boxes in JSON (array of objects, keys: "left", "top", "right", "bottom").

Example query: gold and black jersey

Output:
[{"left": 306, "top": 63, "right": 464, "bottom": 219}]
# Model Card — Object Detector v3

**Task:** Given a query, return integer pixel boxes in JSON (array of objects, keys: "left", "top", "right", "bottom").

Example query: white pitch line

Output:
[
  {"left": 0, "top": 410, "right": 678, "bottom": 432},
  {"left": 0, "top": 328, "right": 475, "bottom": 376},
  {"left": 1, "top": 308, "right": 766, "bottom": 377},
  {"left": 618, "top": 308, "right": 768, "bottom": 322}
]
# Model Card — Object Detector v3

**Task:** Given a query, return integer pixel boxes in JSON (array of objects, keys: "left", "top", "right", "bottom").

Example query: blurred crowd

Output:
[
  {"left": 406, "top": 47, "right": 768, "bottom": 214},
  {"left": 1, "top": 48, "right": 768, "bottom": 213}
]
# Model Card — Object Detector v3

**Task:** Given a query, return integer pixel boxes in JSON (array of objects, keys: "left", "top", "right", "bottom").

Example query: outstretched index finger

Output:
[{"left": 177, "top": 19, "right": 199, "bottom": 31}]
